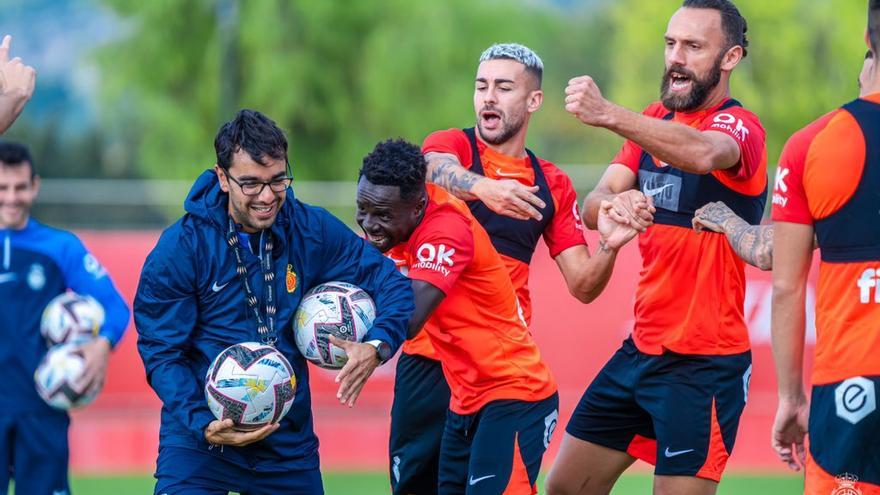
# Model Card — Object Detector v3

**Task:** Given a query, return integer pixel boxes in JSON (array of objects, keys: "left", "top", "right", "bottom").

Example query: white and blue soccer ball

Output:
[
  {"left": 40, "top": 292, "right": 104, "bottom": 346},
  {"left": 293, "top": 281, "right": 376, "bottom": 369},
  {"left": 34, "top": 343, "right": 99, "bottom": 410},
  {"left": 204, "top": 342, "right": 297, "bottom": 431}
]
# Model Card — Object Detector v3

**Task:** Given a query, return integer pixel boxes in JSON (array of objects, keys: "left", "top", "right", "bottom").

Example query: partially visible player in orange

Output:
[
  {"left": 771, "top": 3, "right": 880, "bottom": 493},
  {"left": 547, "top": 1, "right": 766, "bottom": 494},
  {"left": 390, "top": 43, "right": 636, "bottom": 495},
  {"left": 356, "top": 139, "right": 638, "bottom": 495},
  {"left": 692, "top": 51, "right": 876, "bottom": 271}
]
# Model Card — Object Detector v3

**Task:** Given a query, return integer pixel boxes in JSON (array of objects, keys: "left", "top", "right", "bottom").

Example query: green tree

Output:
[
  {"left": 95, "top": 0, "right": 611, "bottom": 181},
  {"left": 604, "top": 0, "right": 867, "bottom": 162}
]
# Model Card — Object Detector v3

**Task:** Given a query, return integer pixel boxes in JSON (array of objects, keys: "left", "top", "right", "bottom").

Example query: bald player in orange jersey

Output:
[
  {"left": 356, "top": 139, "right": 638, "bottom": 495},
  {"left": 771, "top": 3, "right": 880, "bottom": 494},
  {"left": 547, "top": 1, "right": 766, "bottom": 494}
]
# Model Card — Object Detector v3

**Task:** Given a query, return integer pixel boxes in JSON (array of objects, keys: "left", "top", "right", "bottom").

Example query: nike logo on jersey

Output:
[
  {"left": 664, "top": 447, "right": 694, "bottom": 457},
  {"left": 643, "top": 183, "right": 674, "bottom": 197},
  {"left": 212, "top": 280, "right": 230, "bottom": 292},
  {"left": 495, "top": 168, "right": 521, "bottom": 178},
  {"left": 469, "top": 474, "right": 496, "bottom": 485},
  {"left": 0, "top": 272, "right": 17, "bottom": 284}
]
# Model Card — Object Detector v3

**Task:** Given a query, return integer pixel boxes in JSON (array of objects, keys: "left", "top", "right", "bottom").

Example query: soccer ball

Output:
[
  {"left": 41, "top": 292, "right": 105, "bottom": 346},
  {"left": 34, "top": 343, "right": 99, "bottom": 410},
  {"left": 293, "top": 281, "right": 376, "bottom": 369},
  {"left": 204, "top": 342, "right": 297, "bottom": 430}
]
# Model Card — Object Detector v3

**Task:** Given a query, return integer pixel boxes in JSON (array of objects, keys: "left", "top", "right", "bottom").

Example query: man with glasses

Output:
[{"left": 134, "top": 109, "right": 413, "bottom": 494}]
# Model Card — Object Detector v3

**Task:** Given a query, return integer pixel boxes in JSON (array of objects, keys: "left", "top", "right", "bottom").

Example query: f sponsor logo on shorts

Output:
[
  {"left": 857, "top": 269, "right": 880, "bottom": 304},
  {"left": 415, "top": 243, "right": 455, "bottom": 276},
  {"left": 834, "top": 376, "right": 876, "bottom": 425}
]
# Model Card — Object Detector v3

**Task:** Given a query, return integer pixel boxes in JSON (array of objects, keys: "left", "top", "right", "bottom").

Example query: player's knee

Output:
[
  {"left": 545, "top": 471, "right": 612, "bottom": 495},
  {"left": 653, "top": 475, "right": 718, "bottom": 495}
]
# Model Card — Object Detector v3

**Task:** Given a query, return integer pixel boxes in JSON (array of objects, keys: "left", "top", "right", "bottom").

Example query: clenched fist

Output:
[{"left": 564, "top": 75, "right": 614, "bottom": 127}]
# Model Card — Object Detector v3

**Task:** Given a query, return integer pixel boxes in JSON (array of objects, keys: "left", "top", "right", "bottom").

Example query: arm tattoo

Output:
[
  {"left": 700, "top": 202, "right": 737, "bottom": 227},
  {"left": 725, "top": 221, "right": 774, "bottom": 271},
  {"left": 427, "top": 156, "right": 482, "bottom": 199}
]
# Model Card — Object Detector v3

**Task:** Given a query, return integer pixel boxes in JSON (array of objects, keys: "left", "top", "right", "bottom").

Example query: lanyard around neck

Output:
[{"left": 226, "top": 218, "right": 277, "bottom": 346}]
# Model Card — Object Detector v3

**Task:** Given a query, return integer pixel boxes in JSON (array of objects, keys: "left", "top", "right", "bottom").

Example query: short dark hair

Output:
[
  {"left": 870, "top": 0, "right": 880, "bottom": 53},
  {"left": 359, "top": 139, "right": 426, "bottom": 202},
  {"left": 214, "top": 109, "right": 288, "bottom": 171},
  {"left": 682, "top": 0, "right": 749, "bottom": 58},
  {"left": 0, "top": 141, "right": 35, "bottom": 177}
]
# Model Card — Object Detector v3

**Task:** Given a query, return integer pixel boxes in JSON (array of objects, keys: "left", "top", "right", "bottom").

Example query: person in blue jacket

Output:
[
  {"left": 0, "top": 141, "right": 130, "bottom": 495},
  {"left": 134, "top": 109, "right": 414, "bottom": 495}
]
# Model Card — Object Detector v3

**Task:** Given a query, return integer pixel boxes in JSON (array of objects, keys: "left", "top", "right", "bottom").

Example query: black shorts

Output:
[
  {"left": 565, "top": 337, "right": 751, "bottom": 481},
  {"left": 389, "top": 353, "right": 450, "bottom": 495},
  {"left": 807, "top": 375, "right": 880, "bottom": 491},
  {"left": 439, "top": 393, "right": 558, "bottom": 495}
]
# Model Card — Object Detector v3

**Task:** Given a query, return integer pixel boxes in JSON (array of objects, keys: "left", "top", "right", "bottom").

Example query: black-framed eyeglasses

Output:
[{"left": 226, "top": 174, "right": 293, "bottom": 196}]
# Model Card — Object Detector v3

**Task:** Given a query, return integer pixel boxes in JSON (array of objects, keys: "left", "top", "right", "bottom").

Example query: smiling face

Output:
[
  {"left": 473, "top": 58, "right": 542, "bottom": 145},
  {"left": 661, "top": 7, "right": 740, "bottom": 112},
  {"left": 355, "top": 177, "right": 425, "bottom": 253},
  {"left": 0, "top": 163, "right": 38, "bottom": 230},
  {"left": 215, "top": 149, "right": 288, "bottom": 233}
]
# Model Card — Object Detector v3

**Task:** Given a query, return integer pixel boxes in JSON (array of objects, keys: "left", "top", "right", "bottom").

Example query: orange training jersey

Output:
[
  {"left": 394, "top": 184, "right": 557, "bottom": 414},
  {"left": 386, "top": 247, "right": 440, "bottom": 358},
  {"left": 613, "top": 99, "right": 768, "bottom": 355},
  {"left": 771, "top": 93, "right": 880, "bottom": 385},
  {"left": 422, "top": 128, "right": 587, "bottom": 324}
]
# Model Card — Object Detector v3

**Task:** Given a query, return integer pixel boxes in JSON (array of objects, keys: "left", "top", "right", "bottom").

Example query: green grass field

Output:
[{"left": 63, "top": 471, "right": 804, "bottom": 494}]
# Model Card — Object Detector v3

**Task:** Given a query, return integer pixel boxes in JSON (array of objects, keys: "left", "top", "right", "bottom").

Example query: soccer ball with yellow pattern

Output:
[{"left": 204, "top": 342, "right": 296, "bottom": 431}]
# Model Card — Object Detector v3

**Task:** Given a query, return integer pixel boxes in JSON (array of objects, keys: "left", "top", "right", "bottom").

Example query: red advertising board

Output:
[{"left": 69, "top": 230, "right": 816, "bottom": 474}]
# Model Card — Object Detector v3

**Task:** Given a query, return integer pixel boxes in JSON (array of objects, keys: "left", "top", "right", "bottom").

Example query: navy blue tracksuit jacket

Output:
[{"left": 134, "top": 170, "right": 413, "bottom": 472}]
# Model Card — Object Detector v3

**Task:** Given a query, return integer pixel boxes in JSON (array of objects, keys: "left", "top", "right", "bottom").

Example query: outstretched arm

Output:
[
  {"left": 555, "top": 201, "right": 639, "bottom": 303},
  {"left": 565, "top": 75, "right": 741, "bottom": 174},
  {"left": 693, "top": 201, "right": 773, "bottom": 270},
  {"left": 426, "top": 151, "right": 546, "bottom": 221}
]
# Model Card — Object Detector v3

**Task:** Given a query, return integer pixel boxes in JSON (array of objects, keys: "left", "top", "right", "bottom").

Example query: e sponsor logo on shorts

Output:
[
  {"left": 834, "top": 376, "right": 876, "bottom": 425},
  {"left": 743, "top": 364, "right": 752, "bottom": 404},
  {"left": 543, "top": 408, "right": 558, "bottom": 448},
  {"left": 415, "top": 243, "right": 455, "bottom": 276}
]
